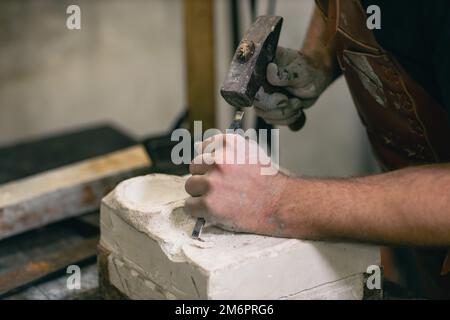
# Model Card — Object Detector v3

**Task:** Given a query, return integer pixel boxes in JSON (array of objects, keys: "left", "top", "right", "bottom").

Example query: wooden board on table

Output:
[{"left": 0, "top": 145, "right": 151, "bottom": 240}]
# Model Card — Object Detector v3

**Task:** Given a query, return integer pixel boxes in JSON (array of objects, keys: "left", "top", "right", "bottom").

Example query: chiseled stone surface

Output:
[{"left": 100, "top": 174, "right": 380, "bottom": 300}]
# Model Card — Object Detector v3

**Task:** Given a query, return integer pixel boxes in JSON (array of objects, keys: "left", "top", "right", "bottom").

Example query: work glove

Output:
[{"left": 254, "top": 46, "right": 334, "bottom": 127}]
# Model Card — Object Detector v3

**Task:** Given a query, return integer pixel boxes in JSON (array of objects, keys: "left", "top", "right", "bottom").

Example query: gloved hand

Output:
[{"left": 254, "top": 46, "right": 335, "bottom": 126}]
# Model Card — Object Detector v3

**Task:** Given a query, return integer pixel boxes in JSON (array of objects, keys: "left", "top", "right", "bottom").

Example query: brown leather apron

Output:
[{"left": 316, "top": 0, "right": 450, "bottom": 298}]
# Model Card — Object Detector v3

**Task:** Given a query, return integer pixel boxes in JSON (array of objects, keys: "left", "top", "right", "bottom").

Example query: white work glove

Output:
[{"left": 254, "top": 47, "right": 333, "bottom": 126}]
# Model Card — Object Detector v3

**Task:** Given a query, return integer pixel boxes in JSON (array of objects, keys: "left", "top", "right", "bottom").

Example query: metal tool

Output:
[
  {"left": 192, "top": 217, "right": 206, "bottom": 239},
  {"left": 221, "top": 15, "right": 306, "bottom": 131},
  {"left": 229, "top": 109, "right": 245, "bottom": 130}
]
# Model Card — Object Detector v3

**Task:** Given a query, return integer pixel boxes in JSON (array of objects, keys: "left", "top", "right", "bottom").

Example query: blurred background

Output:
[{"left": 0, "top": 0, "right": 379, "bottom": 177}]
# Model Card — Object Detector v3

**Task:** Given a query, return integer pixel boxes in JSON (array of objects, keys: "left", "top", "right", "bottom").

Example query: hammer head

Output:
[{"left": 221, "top": 16, "right": 283, "bottom": 108}]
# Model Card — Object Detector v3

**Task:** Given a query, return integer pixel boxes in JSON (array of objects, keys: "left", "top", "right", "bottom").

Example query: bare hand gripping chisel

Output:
[
  {"left": 191, "top": 16, "right": 305, "bottom": 239},
  {"left": 191, "top": 110, "right": 244, "bottom": 239},
  {"left": 221, "top": 15, "right": 306, "bottom": 130}
]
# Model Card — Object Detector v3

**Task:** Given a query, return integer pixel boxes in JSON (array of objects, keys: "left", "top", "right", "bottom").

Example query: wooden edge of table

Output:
[{"left": 0, "top": 145, "right": 151, "bottom": 241}]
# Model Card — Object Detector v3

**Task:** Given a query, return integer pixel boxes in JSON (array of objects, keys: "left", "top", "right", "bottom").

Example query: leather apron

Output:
[{"left": 316, "top": 0, "right": 450, "bottom": 298}]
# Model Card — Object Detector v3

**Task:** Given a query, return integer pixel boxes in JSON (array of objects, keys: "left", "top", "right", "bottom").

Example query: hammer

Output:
[
  {"left": 191, "top": 15, "right": 305, "bottom": 240},
  {"left": 221, "top": 15, "right": 306, "bottom": 131}
]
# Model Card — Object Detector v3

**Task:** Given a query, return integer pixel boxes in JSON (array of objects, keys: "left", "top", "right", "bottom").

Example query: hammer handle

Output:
[{"left": 288, "top": 111, "right": 306, "bottom": 132}]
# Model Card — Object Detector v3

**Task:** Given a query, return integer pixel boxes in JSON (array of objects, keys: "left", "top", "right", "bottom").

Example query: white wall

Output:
[{"left": 0, "top": 0, "right": 184, "bottom": 144}]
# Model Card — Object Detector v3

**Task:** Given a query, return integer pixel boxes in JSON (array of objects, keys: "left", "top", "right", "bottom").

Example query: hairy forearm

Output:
[
  {"left": 302, "top": 6, "right": 341, "bottom": 80},
  {"left": 277, "top": 164, "right": 450, "bottom": 246}
]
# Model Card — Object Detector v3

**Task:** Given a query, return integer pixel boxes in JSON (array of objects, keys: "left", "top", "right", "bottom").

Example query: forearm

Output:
[
  {"left": 301, "top": 6, "right": 341, "bottom": 80},
  {"left": 277, "top": 164, "right": 450, "bottom": 246}
]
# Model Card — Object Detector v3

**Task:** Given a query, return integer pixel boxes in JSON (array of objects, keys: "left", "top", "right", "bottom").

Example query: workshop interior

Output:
[{"left": 1, "top": 0, "right": 449, "bottom": 304}]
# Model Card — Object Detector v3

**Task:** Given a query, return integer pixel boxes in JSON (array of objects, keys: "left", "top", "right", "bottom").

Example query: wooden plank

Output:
[
  {"left": 184, "top": 0, "right": 216, "bottom": 131},
  {"left": 0, "top": 145, "right": 151, "bottom": 240}
]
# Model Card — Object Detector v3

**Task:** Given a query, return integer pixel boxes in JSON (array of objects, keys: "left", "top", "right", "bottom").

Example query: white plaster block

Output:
[{"left": 100, "top": 174, "right": 380, "bottom": 300}]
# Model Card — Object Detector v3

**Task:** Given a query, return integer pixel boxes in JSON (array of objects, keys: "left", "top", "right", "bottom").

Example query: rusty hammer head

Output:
[{"left": 221, "top": 16, "right": 283, "bottom": 108}]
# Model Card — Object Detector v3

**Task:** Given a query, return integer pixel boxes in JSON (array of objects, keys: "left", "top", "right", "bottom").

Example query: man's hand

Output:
[
  {"left": 253, "top": 47, "right": 334, "bottom": 126},
  {"left": 184, "top": 134, "right": 291, "bottom": 236},
  {"left": 184, "top": 134, "right": 450, "bottom": 247}
]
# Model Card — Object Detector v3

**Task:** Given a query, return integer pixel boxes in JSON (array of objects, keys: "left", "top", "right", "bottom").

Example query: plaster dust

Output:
[{"left": 100, "top": 174, "right": 380, "bottom": 300}]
